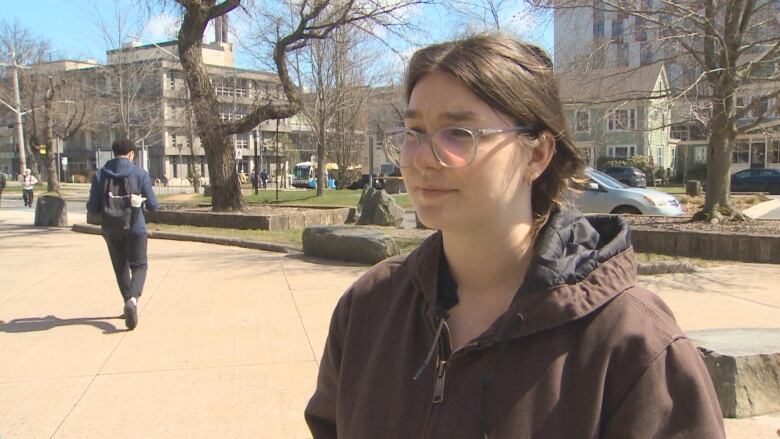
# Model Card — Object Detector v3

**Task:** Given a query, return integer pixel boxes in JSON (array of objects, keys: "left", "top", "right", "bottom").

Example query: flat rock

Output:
[
  {"left": 688, "top": 328, "right": 780, "bottom": 418},
  {"left": 302, "top": 225, "right": 399, "bottom": 265}
]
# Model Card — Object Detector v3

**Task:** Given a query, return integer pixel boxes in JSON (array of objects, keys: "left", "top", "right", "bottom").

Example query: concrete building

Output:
[{"left": 1, "top": 18, "right": 294, "bottom": 183}]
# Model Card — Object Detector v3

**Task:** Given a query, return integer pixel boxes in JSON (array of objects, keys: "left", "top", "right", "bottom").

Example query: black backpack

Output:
[{"left": 102, "top": 174, "right": 134, "bottom": 231}]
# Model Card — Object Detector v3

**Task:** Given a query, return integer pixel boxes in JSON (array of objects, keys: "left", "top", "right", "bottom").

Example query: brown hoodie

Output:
[{"left": 305, "top": 208, "right": 725, "bottom": 438}]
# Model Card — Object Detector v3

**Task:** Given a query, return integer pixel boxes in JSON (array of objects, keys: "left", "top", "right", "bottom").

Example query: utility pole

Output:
[{"left": 11, "top": 48, "right": 27, "bottom": 173}]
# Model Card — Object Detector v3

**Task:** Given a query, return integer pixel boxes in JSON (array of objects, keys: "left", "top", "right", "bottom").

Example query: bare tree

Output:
[
  {"left": 93, "top": 0, "right": 166, "bottom": 147},
  {"left": 292, "top": 25, "right": 377, "bottom": 194},
  {"left": 531, "top": 0, "right": 780, "bottom": 222},
  {"left": 0, "top": 19, "right": 52, "bottom": 178},
  {"left": 169, "top": 0, "right": 426, "bottom": 211},
  {"left": 21, "top": 70, "right": 90, "bottom": 194}
]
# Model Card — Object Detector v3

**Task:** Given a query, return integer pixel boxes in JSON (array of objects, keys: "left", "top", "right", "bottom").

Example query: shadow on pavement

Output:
[{"left": 0, "top": 314, "right": 125, "bottom": 334}]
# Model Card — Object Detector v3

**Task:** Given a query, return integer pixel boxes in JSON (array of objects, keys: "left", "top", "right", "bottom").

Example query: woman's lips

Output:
[{"left": 417, "top": 187, "right": 456, "bottom": 198}]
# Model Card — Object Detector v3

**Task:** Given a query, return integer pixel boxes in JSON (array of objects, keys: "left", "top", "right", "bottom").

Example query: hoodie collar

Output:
[{"left": 409, "top": 206, "right": 636, "bottom": 338}]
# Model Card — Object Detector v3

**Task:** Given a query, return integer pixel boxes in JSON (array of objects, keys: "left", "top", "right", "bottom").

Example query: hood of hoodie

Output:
[
  {"left": 407, "top": 206, "right": 637, "bottom": 341},
  {"left": 100, "top": 157, "right": 136, "bottom": 179}
]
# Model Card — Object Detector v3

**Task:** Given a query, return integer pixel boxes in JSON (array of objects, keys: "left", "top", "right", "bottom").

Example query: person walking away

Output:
[
  {"left": 251, "top": 169, "right": 259, "bottom": 192},
  {"left": 18, "top": 169, "right": 38, "bottom": 207},
  {"left": 87, "top": 139, "right": 158, "bottom": 330},
  {"left": 260, "top": 169, "right": 268, "bottom": 189},
  {"left": 0, "top": 172, "right": 5, "bottom": 207}
]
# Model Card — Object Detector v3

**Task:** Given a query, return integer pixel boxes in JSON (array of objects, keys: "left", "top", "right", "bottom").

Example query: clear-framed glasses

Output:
[{"left": 383, "top": 125, "right": 538, "bottom": 169}]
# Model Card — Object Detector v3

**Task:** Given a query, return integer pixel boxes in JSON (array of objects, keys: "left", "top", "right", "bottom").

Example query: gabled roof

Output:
[{"left": 557, "top": 63, "right": 668, "bottom": 105}]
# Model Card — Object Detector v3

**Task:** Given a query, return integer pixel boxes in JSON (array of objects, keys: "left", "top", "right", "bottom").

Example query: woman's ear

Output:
[{"left": 526, "top": 130, "right": 556, "bottom": 182}]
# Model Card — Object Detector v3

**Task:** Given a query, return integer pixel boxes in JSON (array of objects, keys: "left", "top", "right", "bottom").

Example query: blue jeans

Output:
[{"left": 103, "top": 232, "right": 148, "bottom": 300}]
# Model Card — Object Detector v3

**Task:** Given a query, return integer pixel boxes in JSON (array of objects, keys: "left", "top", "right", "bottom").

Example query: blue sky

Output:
[{"left": 4, "top": 0, "right": 554, "bottom": 74}]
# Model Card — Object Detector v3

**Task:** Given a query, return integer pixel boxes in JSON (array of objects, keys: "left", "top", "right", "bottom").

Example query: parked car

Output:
[
  {"left": 601, "top": 166, "right": 647, "bottom": 188},
  {"left": 730, "top": 168, "right": 780, "bottom": 194},
  {"left": 572, "top": 169, "right": 684, "bottom": 216}
]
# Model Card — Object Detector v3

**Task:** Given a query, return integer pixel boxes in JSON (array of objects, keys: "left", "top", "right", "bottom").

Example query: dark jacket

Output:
[
  {"left": 0, "top": 173, "right": 5, "bottom": 190},
  {"left": 87, "top": 157, "right": 158, "bottom": 234},
  {"left": 305, "top": 207, "right": 724, "bottom": 438}
]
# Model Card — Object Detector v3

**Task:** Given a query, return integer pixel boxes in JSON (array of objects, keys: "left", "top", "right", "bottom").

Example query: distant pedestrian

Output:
[
  {"left": 87, "top": 139, "right": 158, "bottom": 330},
  {"left": 260, "top": 169, "right": 268, "bottom": 189},
  {"left": 251, "top": 169, "right": 259, "bottom": 192},
  {"left": 18, "top": 169, "right": 38, "bottom": 207},
  {"left": 0, "top": 172, "right": 5, "bottom": 207}
]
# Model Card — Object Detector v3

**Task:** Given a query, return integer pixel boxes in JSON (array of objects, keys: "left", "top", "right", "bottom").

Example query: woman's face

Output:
[{"left": 401, "top": 71, "right": 540, "bottom": 233}]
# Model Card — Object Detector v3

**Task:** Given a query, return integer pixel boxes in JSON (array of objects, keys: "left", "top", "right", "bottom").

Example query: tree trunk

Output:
[
  {"left": 178, "top": 4, "right": 244, "bottom": 211},
  {"left": 702, "top": 128, "right": 734, "bottom": 215},
  {"left": 202, "top": 132, "right": 243, "bottom": 210},
  {"left": 316, "top": 131, "right": 326, "bottom": 196},
  {"left": 43, "top": 85, "right": 60, "bottom": 195}
]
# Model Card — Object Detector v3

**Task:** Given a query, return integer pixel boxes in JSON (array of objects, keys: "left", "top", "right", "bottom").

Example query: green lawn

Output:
[
  {"left": 1, "top": 184, "right": 46, "bottom": 193},
  {"left": 159, "top": 189, "right": 413, "bottom": 209},
  {"left": 148, "top": 223, "right": 305, "bottom": 247},
  {"left": 651, "top": 186, "right": 686, "bottom": 194}
]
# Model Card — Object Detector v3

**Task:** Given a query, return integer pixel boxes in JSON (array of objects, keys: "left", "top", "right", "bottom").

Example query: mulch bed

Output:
[{"left": 624, "top": 215, "right": 780, "bottom": 236}]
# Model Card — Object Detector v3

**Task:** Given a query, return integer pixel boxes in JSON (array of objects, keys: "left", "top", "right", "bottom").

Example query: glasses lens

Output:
[
  {"left": 385, "top": 129, "right": 416, "bottom": 167},
  {"left": 433, "top": 127, "right": 475, "bottom": 167}
]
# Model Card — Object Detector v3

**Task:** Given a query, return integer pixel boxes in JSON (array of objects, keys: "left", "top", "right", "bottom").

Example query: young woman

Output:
[{"left": 305, "top": 34, "right": 724, "bottom": 438}]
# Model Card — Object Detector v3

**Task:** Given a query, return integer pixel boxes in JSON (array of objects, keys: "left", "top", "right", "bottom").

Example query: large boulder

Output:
[
  {"left": 356, "top": 186, "right": 404, "bottom": 227},
  {"left": 34, "top": 195, "right": 68, "bottom": 227},
  {"left": 689, "top": 328, "right": 780, "bottom": 418},
  {"left": 302, "top": 225, "right": 400, "bottom": 264}
]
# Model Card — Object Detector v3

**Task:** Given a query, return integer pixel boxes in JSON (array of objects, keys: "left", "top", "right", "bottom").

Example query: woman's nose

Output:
[{"left": 412, "top": 135, "right": 444, "bottom": 170}]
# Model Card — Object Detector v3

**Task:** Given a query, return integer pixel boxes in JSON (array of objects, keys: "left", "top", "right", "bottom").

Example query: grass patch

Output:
[
  {"left": 158, "top": 189, "right": 412, "bottom": 209},
  {"left": 2, "top": 184, "right": 46, "bottom": 193},
  {"left": 652, "top": 186, "right": 686, "bottom": 194},
  {"left": 148, "top": 223, "right": 304, "bottom": 247}
]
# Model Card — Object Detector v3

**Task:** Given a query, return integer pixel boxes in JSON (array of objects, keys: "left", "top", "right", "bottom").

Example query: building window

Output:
[
  {"left": 732, "top": 142, "right": 749, "bottom": 164},
  {"left": 640, "top": 42, "right": 653, "bottom": 65},
  {"left": 616, "top": 42, "right": 629, "bottom": 67},
  {"left": 608, "top": 145, "right": 636, "bottom": 158},
  {"left": 575, "top": 109, "right": 590, "bottom": 132},
  {"left": 612, "top": 18, "right": 624, "bottom": 42},
  {"left": 594, "top": 19, "right": 605, "bottom": 40},
  {"left": 656, "top": 147, "right": 664, "bottom": 167},
  {"left": 670, "top": 125, "right": 689, "bottom": 141},
  {"left": 168, "top": 73, "right": 175, "bottom": 91},
  {"left": 608, "top": 108, "right": 637, "bottom": 130},
  {"left": 769, "top": 140, "right": 780, "bottom": 164},
  {"left": 752, "top": 96, "right": 770, "bottom": 118}
]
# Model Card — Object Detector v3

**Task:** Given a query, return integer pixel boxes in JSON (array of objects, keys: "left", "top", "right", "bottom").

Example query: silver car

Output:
[{"left": 571, "top": 168, "right": 684, "bottom": 216}]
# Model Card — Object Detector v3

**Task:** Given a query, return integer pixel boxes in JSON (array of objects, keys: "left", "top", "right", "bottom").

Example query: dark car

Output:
[
  {"left": 730, "top": 168, "right": 780, "bottom": 194},
  {"left": 601, "top": 166, "right": 647, "bottom": 188}
]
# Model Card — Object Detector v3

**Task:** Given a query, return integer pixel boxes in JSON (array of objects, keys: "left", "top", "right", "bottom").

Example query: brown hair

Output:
[{"left": 404, "top": 33, "right": 584, "bottom": 228}]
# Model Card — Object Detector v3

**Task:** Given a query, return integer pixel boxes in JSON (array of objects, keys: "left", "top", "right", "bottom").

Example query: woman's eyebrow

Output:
[{"left": 402, "top": 109, "right": 481, "bottom": 123}]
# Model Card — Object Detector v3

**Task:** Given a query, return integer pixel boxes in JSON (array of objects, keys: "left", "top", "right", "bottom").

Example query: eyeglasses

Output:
[{"left": 383, "top": 125, "right": 538, "bottom": 169}]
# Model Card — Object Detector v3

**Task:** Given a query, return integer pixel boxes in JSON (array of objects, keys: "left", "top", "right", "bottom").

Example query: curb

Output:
[
  {"left": 637, "top": 261, "right": 699, "bottom": 275},
  {"left": 71, "top": 223, "right": 299, "bottom": 254}
]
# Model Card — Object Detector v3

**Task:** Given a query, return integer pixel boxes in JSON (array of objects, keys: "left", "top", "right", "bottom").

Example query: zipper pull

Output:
[{"left": 433, "top": 359, "right": 447, "bottom": 404}]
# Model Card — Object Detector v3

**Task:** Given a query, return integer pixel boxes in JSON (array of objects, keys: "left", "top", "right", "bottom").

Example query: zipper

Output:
[{"left": 432, "top": 357, "right": 447, "bottom": 403}]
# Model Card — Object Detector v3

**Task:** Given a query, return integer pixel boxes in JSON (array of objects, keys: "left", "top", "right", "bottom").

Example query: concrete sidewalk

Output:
[{"left": 1, "top": 208, "right": 779, "bottom": 438}]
